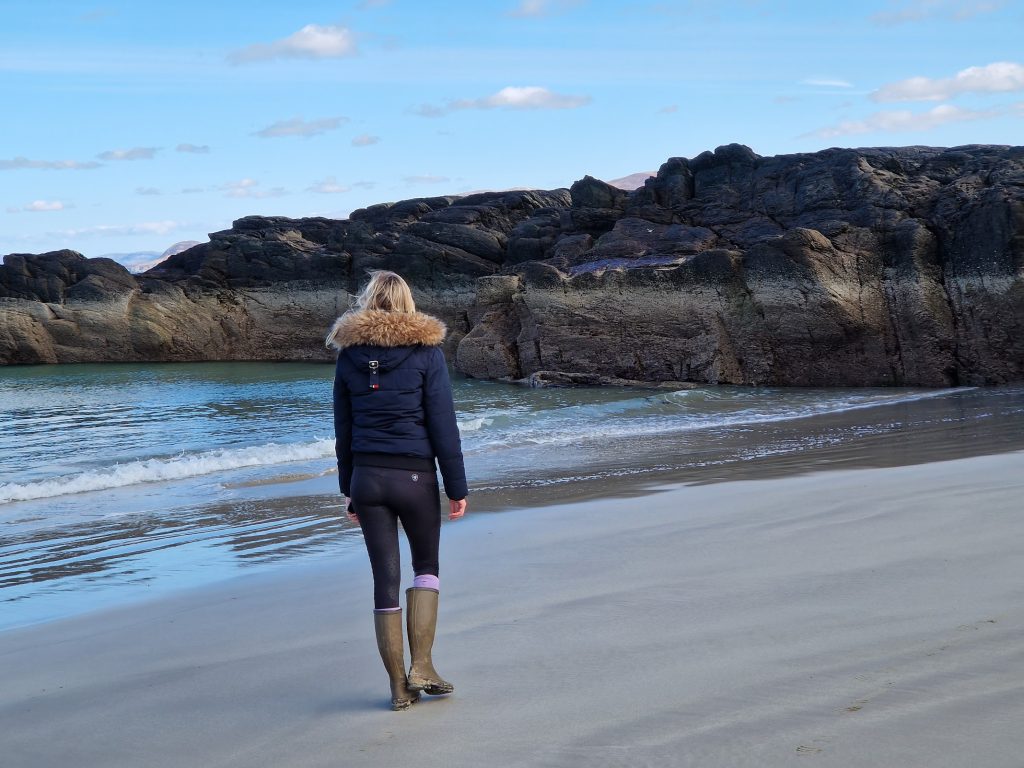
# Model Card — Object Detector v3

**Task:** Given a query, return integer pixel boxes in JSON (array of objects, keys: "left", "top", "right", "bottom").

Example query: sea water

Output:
[{"left": 2, "top": 362, "right": 1023, "bottom": 630}]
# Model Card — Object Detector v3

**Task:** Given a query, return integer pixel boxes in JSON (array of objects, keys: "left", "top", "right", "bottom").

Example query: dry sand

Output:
[{"left": 2, "top": 451, "right": 1023, "bottom": 767}]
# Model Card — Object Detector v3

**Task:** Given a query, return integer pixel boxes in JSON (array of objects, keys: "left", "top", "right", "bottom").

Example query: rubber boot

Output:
[
  {"left": 406, "top": 587, "right": 454, "bottom": 695},
  {"left": 373, "top": 610, "right": 420, "bottom": 711}
]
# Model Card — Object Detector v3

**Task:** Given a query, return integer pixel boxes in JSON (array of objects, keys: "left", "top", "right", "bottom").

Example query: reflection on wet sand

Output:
[{"left": 0, "top": 497, "right": 359, "bottom": 602}]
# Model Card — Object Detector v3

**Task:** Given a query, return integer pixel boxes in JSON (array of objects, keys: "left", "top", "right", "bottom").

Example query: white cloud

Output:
[
  {"left": 307, "top": 177, "right": 350, "bottom": 194},
  {"left": 220, "top": 178, "right": 287, "bottom": 198},
  {"left": 806, "top": 103, "right": 1001, "bottom": 138},
  {"left": 136, "top": 187, "right": 161, "bottom": 196},
  {"left": 254, "top": 116, "right": 348, "bottom": 138},
  {"left": 802, "top": 78, "right": 854, "bottom": 88},
  {"left": 97, "top": 147, "right": 159, "bottom": 161},
  {"left": 54, "top": 220, "right": 186, "bottom": 238},
  {"left": 415, "top": 86, "right": 591, "bottom": 117},
  {"left": 508, "top": 0, "right": 582, "bottom": 17},
  {"left": 176, "top": 143, "right": 210, "bottom": 154},
  {"left": 228, "top": 24, "right": 357, "bottom": 64},
  {"left": 870, "top": 0, "right": 1006, "bottom": 25},
  {"left": 181, "top": 187, "right": 204, "bottom": 194},
  {"left": 0, "top": 156, "right": 101, "bottom": 170},
  {"left": 6, "top": 200, "right": 70, "bottom": 212},
  {"left": 871, "top": 61, "right": 1024, "bottom": 102},
  {"left": 404, "top": 175, "right": 450, "bottom": 184},
  {"left": 352, "top": 134, "right": 380, "bottom": 146}
]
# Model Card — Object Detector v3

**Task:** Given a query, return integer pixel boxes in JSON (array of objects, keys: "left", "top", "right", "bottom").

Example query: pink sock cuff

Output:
[
  {"left": 374, "top": 606, "right": 401, "bottom": 613},
  {"left": 413, "top": 574, "right": 440, "bottom": 591}
]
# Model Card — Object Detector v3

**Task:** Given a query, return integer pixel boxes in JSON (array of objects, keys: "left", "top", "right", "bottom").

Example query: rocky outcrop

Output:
[
  {"left": 0, "top": 191, "right": 568, "bottom": 364},
  {"left": 2, "top": 145, "right": 1022, "bottom": 386},
  {"left": 458, "top": 144, "right": 1024, "bottom": 386}
]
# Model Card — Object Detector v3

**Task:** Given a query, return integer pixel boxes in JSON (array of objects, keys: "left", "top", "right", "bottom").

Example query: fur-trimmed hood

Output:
[{"left": 326, "top": 309, "right": 447, "bottom": 351}]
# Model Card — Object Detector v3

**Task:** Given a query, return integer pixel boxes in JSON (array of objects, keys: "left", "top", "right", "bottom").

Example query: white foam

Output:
[
  {"left": 0, "top": 439, "right": 335, "bottom": 504},
  {"left": 458, "top": 416, "right": 494, "bottom": 432},
  {"left": 463, "top": 387, "right": 972, "bottom": 451}
]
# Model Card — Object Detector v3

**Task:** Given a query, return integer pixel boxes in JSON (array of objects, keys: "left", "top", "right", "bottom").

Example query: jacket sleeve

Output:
[
  {"left": 333, "top": 357, "right": 354, "bottom": 496},
  {"left": 423, "top": 347, "right": 468, "bottom": 500}
]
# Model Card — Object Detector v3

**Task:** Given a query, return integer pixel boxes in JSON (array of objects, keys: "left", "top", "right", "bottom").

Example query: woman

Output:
[{"left": 326, "top": 270, "right": 468, "bottom": 711}]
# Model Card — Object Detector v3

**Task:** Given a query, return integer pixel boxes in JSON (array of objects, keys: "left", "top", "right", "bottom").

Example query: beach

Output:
[{"left": 3, "top": 450, "right": 1022, "bottom": 767}]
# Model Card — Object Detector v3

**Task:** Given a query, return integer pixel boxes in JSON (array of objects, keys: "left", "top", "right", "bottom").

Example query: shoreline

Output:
[
  {"left": 7, "top": 405, "right": 1024, "bottom": 634},
  {"left": 2, "top": 451, "right": 1023, "bottom": 766}
]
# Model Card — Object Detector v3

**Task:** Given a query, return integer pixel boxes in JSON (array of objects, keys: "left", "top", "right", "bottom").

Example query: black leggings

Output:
[{"left": 350, "top": 465, "right": 441, "bottom": 610}]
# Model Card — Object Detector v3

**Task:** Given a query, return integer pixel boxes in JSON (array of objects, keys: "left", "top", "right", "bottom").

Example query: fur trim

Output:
[{"left": 326, "top": 309, "right": 447, "bottom": 350}]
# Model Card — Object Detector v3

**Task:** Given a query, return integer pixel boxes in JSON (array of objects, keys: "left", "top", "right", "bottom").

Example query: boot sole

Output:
[
  {"left": 392, "top": 692, "right": 421, "bottom": 711},
  {"left": 409, "top": 678, "right": 454, "bottom": 695}
]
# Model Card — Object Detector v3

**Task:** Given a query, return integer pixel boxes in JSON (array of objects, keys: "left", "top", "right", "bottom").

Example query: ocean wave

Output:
[
  {"left": 458, "top": 416, "right": 494, "bottom": 432},
  {"left": 463, "top": 387, "right": 973, "bottom": 451},
  {"left": 0, "top": 439, "right": 335, "bottom": 504}
]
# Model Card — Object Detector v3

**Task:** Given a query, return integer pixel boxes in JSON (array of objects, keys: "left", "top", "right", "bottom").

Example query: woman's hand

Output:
[
  {"left": 345, "top": 497, "right": 359, "bottom": 524},
  {"left": 449, "top": 498, "right": 467, "bottom": 521}
]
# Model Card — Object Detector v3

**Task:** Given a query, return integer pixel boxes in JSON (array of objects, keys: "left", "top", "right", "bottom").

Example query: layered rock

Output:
[
  {"left": 458, "top": 145, "right": 1024, "bottom": 386},
  {"left": 0, "top": 191, "right": 567, "bottom": 364},
  {"left": 2, "top": 145, "right": 1022, "bottom": 386}
]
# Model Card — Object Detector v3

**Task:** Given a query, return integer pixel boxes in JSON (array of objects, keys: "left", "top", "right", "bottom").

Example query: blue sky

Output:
[{"left": 2, "top": 0, "right": 1022, "bottom": 260}]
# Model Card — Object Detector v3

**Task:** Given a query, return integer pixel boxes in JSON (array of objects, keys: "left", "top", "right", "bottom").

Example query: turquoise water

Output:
[{"left": 2, "top": 362, "right": 1024, "bottom": 630}]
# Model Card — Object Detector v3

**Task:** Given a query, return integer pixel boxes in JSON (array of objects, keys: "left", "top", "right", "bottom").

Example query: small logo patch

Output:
[{"left": 411, "top": 474, "right": 419, "bottom": 482}]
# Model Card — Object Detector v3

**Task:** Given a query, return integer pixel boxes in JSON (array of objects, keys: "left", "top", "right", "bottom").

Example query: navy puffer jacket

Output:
[{"left": 328, "top": 309, "right": 467, "bottom": 500}]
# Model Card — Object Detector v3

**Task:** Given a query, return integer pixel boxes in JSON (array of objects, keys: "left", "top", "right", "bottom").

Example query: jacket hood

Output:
[{"left": 326, "top": 309, "right": 447, "bottom": 351}]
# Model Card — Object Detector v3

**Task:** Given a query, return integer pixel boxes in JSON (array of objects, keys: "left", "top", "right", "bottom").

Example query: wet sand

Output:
[{"left": 2, "top": 450, "right": 1023, "bottom": 767}]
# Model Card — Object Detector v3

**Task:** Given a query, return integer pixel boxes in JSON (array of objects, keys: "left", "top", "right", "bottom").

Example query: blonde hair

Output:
[{"left": 355, "top": 270, "right": 416, "bottom": 313}]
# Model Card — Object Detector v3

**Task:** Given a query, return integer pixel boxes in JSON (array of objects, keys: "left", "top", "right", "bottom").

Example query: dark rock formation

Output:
[
  {"left": 458, "top": 144, "right": 1024, "bottom": 386},
  {"left": 0, "top": 191, "right": 567, "bottom": 364},
  {"left": 2, "top": 144, "right": 1022, "bottom": 386}
]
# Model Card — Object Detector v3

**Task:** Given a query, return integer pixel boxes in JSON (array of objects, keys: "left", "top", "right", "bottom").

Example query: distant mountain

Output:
[
  {"left": 104, "top": 241, "right": 202, "bottom": 273},
  {"left": 461, "top": 174, "right": 653, "bottom": 195},
  {"left": 605, "top": 172, "right": 656, "bottom": 190}
]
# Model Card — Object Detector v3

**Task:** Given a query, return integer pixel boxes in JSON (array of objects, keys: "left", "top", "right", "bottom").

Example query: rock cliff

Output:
[{"left": 2, "top": 144, "right": 1022, "bottom": 386}]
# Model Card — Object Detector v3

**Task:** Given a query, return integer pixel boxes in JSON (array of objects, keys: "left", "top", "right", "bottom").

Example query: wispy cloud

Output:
[
  {"left": 135, "top": 187, "right": 161, "bottom": 196},
  {"left": 870, "top": 0, "right": 1006, "bottom": 25},
  {"left": 52, "top": 220, "right": 187, "bottom": 238},
  {"left": 97, "top": 147, "right": 159, "bottom": 161},
  {"left": 0, "top": 156, "right": 101, "bottom": 171},
  {"left": 404, "top": 175, "right": 450, "bottom": 184},
  {"left": 6, "top": 200, "right": 71, "bottom": 213},
  {"left": 414, "top": 86, "right": 591, "bottom": 117},
  {"left": 181, "top": 187, "right": 204, "bottom": 194},
  {"left": 176, "top": 143, "right": 210, "bottom": 154},
  {"left": 508, "top": 0, "right": 583, "bottom": 18},
  {"left": 228, "top": 24, "right": 357, "bottom": 64},
  {"left": 805, "top": 103, "right": 1002, "bottom": 138},
  {"left": 351, "top": 134, "right": 380, "bottom": 146},
  {"left": 307, "top": 177, "right": 350, "bottom": 194},
  {"left": 220, "top": 178, "right": 287, "bottom": 199},
  {"left": 801, "top": 77, "right": 854, "bottom": 88},
  {"left": 871, "top": 61, "right": 1024, "bottom": 102},
  {"left": 254, "top": 116, "right": 348, "bottom": 138}
]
